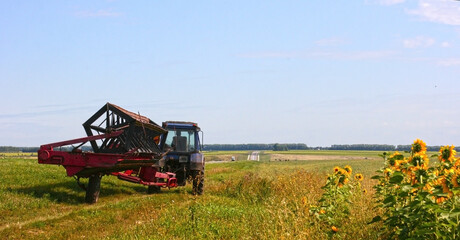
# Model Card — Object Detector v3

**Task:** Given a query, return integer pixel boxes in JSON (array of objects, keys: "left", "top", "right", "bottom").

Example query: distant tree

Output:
[{"left": 273, "top": 143, "right": 289, "bottom": 151}]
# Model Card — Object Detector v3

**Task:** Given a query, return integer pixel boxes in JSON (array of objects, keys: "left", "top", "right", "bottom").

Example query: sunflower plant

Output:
[
  {"left": 310, "top": 165, "right": 364, "bottom": 237},
  {"left": 371, "top": 139, "right": 460, "bottom": 239}
]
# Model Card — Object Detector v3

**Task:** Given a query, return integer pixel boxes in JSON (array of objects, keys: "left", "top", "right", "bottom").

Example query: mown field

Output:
[{"left": 0, "top": 150, "right": 410, "bottom": 239}]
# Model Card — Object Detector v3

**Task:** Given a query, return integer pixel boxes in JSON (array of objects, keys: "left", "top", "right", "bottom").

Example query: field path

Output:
[
  {"left": 247, "top": 151, "right": 260, "bottom": 161},
  {"left": 270, "top": 154, "right": 378, "bottom": 161}
]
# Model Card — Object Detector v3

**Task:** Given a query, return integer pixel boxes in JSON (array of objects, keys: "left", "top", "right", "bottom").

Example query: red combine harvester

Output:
[{"left": 38, "top": 103, "right": 178, "bottom": 203}]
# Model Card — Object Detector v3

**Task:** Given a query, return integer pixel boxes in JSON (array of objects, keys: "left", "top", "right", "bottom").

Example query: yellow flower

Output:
[
  {"left": 412, "top": 139, "right": 427, "bottom": 154},
  {"left": 338, "top": 169, "right": 347, "bottom": 175},
  {"left": 344, "top": 165, "right": 352, "bottom": 175},
  {"left": 384, "top": 168, "right": 393, "bottom": 177},
  {"left": 390, "top": 151, "right": 404, "bottom": 160},
  {"left": 436, "top": 197, "right": 447, "bottom": 204},
  {"left": 319, "top": 209, "right": 326, "bottom": 214},
  {"left": 333, "top": 166, "right": 340, "bottom": 173},
  {"left": 331, "top": 226, "right": 339, "bottom": 232},
  {"left": 354, "top": 173, "right": 364, "bottom": 181},
  {"left": 452, "top": 175, "right": 459, "bottom": 188},
  {"left": 409, "top": 153, "right": 429, "bottom": 168},
  {"left": 363, "top": 189, "right": 367, "bottom": 193},
  {"left": 439, "top": 145, "right": 456, "bottom": 163}
]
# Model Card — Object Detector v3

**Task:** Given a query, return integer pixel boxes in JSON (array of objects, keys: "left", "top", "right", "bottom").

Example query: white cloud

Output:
[
  {"left": 403, "top": 36, "right": 435, "bottom": 48},
  {"left": 408, "top": 0, "right": 460, "bottom": 26},
  {"left": 441, "top": 41, "right": 451, "bottom": 47},
  {"left": 438, "top": 58, "right": 460, "bottom": 66},
  {"left": 75, "top": 9, "right": 123, "bottom": 18},
  {"left": 312, "top": 50, "right": 397, "bottom": 60}
]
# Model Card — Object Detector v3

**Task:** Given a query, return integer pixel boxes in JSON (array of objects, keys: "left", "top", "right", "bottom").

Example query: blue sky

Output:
[{"left": 1, "top": 0, "right": 460, "bottom": 147}]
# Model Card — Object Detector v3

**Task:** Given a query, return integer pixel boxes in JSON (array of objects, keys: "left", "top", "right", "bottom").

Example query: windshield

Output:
[{"left": 164, "top": 130, "right": 196, "bottom": 152}]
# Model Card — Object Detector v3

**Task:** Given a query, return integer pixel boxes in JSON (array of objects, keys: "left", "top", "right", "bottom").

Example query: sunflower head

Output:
[
  {"left": 409, "top": 153, "right": 429, "bottom": 167},
  {"left": 389, "top": 151, "right": 405, "bottom": 167},
  {"left": 354, "top": 173, "right": 364, "bottom": 181},
  {"left": 344, "top": 165, "right": 352, "bottom": 175},
  {"left": 384, "top": 168, "right": 393, "bottom": 177},
  {"left": 333, "top": 166, "right": 340, "bottom": 173},
  {"left": 390, "top": 151, "right": 405, "bottom": 160},
  {"left": 439, "top": 145, "right": 456, "bottom": 163},
  {"left": 412, "top": 139, "right": 427, "bottom": 154}
]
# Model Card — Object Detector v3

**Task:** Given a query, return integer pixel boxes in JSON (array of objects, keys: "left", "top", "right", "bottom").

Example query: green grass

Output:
[
  {"left": 0, "top": 152, "right": 36, "bottom": 158},
  {"left": 0, "top": 151, "right": 390, "bottom": 239}
]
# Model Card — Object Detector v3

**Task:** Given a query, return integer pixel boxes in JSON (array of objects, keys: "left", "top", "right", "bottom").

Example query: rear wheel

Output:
[
  {"left": 147, "top": 185, "right": 161, "bottom": 194},
  {"left": 192, "top": 170, "right": 204, "bottom": 195},
  {"left": 85, "top": 175, "right": 102, "bottom": 204}
]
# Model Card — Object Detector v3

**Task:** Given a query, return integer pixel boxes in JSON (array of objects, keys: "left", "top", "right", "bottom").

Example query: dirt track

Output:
[{"left": 270, "top": 154, "right": 377, "bottom": 161}]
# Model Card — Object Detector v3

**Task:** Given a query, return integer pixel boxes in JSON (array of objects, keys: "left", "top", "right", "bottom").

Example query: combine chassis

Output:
[{"left": 38, "top": 103, "right": 178, "bottom": 203}]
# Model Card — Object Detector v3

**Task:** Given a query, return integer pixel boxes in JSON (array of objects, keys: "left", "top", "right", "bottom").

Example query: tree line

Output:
[
  {"left": 204, "top": 144, "right": 460, "bottom": 152},
  {"left": 0, "top": 146, "right": 92, "bottom": 152},
  {"left": 202, "top": 143, "right": 308, "bottom": 151},
  {"left": 0, "top": 146, "right": 39, "bottom": 152},
  {"left": 323, "top": 144, "right": 458, "bottom": 152}
]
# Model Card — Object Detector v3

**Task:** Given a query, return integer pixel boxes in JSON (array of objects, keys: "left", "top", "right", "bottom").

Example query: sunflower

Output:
[
  {"left": 384, "top": 168, "right": 393, "bottom": 177},
  {"left": 436, "top": 196, "right": 447, "bottom": 204},
  {"left": 393, "top": 160, "right": 404, "bottom": 170},
  {"left": 409, "top": 153, "right": 429, "bottom": 167},
  {"left": 438, "top": 145, "right": 456, "bottom": 163},
  {"left": 354, "top": 173, "right": 364, "bottom": 181},
  {"left": 390, "top": 151, "right": 405, "bottom": 160},
  {"left": 344, "top": 165, "right": 352, "bottom": 175},
  {"left": 411, "top": 139, "right": 427, "bottom": 154},
  {"left": 452, "top": 175, "right": 459, "bottom": 188},
  {"left": 333, "top": 166, "right": 340, "bottom": 173}
]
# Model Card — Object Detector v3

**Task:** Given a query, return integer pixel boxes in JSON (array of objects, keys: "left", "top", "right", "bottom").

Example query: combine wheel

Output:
[
  {"left": 147, "top": 185, "right": 161, "bottom": 194},
  {"left": 85, "top": 175, "right": 102, "bottom": 204},
  {"left": 192, "top": 170, "right": 204, "bottom": 195}
]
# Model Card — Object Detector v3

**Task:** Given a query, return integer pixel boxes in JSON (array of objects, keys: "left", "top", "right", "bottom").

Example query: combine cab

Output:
[
  {"left": 161, "top": 121, "right": 204, "bottom": 195},
  {"left": 37, "top": 103, "right": 203, "bottom": 203}
]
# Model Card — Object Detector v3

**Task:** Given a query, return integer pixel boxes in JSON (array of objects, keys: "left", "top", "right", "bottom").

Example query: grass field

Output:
[
  {"left": 0, "top": 150, "right": 406, "bottom": 239},
  {"left": 0, "top": 152, "right": 36, "bottom": 158}
]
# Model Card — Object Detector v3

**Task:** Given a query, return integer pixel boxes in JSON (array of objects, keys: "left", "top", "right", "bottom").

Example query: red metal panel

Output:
[{"left": 139, "top": 166, "right": 156, "bottom": 182}]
